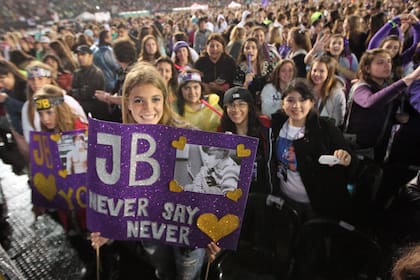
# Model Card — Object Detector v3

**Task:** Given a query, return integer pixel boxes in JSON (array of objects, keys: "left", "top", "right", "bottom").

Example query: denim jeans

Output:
[{"left": 142, "top": 240, "right": 206, "bottom": 280}]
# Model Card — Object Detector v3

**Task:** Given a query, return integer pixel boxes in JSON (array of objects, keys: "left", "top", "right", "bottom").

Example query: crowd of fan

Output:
[
  {"left": 0, "top": 0, "right": 234, "bottom": 28},
  {"left": 1, "top": 0, "right": 420, "bottom": 278}
]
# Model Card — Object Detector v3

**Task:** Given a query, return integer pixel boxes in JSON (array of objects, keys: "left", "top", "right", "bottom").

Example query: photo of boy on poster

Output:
[
  {"left": 175, "top": 144, "right": 241, "bottom": 195},
  {"left": 57, "top": 133, "right": 88, "bottom": 175}
]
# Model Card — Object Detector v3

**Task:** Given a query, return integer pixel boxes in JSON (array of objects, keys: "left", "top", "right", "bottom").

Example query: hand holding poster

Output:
[
  {"left": 30, "top": 130, "right": 88, "bottom": 210},
  {"left": 87, "top": 118, "right": 258, "bottom": 250}
]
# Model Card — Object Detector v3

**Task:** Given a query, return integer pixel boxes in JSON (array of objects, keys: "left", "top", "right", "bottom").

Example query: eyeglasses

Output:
[{"left": 226, "top": 101, "right": 248, "bottom": 109}]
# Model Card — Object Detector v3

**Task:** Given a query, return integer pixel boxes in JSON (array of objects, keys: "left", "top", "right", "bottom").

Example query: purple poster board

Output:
[
  {"left": 87, "top": 118, "right": 258, "bottom": 250},
  {"left": 30, "top": 130, "right": 88, "bottom": 210}
]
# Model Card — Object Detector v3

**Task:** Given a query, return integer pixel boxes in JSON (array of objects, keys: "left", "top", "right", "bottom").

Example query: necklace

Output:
[{"left": 285, "top": 121, "right": 305, "bottom": 140}]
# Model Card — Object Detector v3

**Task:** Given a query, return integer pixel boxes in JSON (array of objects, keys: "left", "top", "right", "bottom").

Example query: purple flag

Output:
[
  {"left": 261, "top": 0, "right": 269, "bottom": 8},
  {"left": 86, "top": 118, "right": 258, "bottom": 250},
  {"left": 30, "top": 129, "right": 88, "bottom": 210}
]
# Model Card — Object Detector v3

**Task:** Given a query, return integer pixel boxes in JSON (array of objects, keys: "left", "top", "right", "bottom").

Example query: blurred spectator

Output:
[
  {"left": 193, "top": 17, "right": 211, "bottom": 55},
  {"left": 172, "top": 41, "right": 195, "bottom": 72},
  {"left": 0, "top": 59, "right": 27, "bottom": 134},
  {"left": 171, "top": 32, "right": 199, "bottom": 62},
  {"left": 194, "top": 33, "right": 236, "bottom": 101},
  {"left": 117, "top": 22, "right": 129, "bottom": 39},
  {"left": 9, "top": 49, "right": 35, "bottom": 75},
  {"left": 226, "top": 26, "right": 245, "bottom": 62},
  {"left": 137, "top": 35, "right": 162, "bottom": 64},
  {"left": 36, "top": 35, "right": 51, "bottom": 60},
  {"left": 93, "top": 30, "right": 120, "bottom": 92},
  {"left": 42, "top": 53, "right": 73, "bottom": 91},
  {"left": 70, "top": 45, "right": 109, "bottom": 120},
  {"left": 49, "top": 40, "right": 78, "bottom": 73}
]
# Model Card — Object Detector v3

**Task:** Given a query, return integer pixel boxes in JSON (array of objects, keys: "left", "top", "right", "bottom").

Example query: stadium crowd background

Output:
[
  {"left": 1, "top": 0, "right": 235, "bottom": 29},
  {"left": 1, "top": 0, "right": 420, "bottom": 279}
]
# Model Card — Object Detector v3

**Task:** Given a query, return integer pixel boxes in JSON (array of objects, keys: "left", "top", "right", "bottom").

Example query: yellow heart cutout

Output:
[
  {"left": 58, "top": 169, "right": 68, "bottom": 178},
  {"left": 226, "top": 189, "right": 242, "bottom": 202},
  {"left": 171, "top": 136, "right": 187, "bottom": 150},
  {"left": 197, "top": 213, "right": 240, "bottom": 242},
  {"left": 50, "top": 133, "right": 61, "bottom": 142},
  {"left": 236, "top": 144, "right": 251, "bottom": 158},
  {"left": 33, "top": 173, "right": 57, "bottom": 201},
  {"left": 169, "top": 180, "right": 184, "bottom": 193}
]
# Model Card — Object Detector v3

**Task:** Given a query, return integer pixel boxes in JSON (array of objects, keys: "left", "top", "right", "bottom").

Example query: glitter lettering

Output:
[
  {"left": 162, "top": 202, "right": 200, "bottom": 225},
  {"left": 130, "top": 133, "right": 160, "bottom": 186},
  {"left": 89, "top": 190, "right": 150, "bottom": 217},
  {"left": 96, "top": 133, "right": 121, "bottom": 185},
  {"left": 126, "top": 221, "right": 190, "bottom": 245}
]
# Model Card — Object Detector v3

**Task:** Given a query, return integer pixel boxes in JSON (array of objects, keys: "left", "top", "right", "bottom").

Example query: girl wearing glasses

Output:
[{"left": 219, "top": 86, "right": 271, "bottom": 194}]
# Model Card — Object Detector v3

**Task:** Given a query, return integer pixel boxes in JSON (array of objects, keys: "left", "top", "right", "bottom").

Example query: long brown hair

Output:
[
  {"left": 33, "top": 85, "right": 79, "bottom": 132},
  {"left": 49, "top": 40, "right": 78, "bottom": 72},
  {"left": 138, "top": 35, "right": 161, "bottom": 63},
  {"left": 26, "top": 61, "right": 59, "bottom": 128},
  {"left": 307, "top": 55, "right": 340, "bottom": 103},
  {"left": 379, "top": 35, "right": 403, "bottom": 80},
  {"left": 121, "top": 62, "right": 179, "bottom": 126},
  {"left": 270, "top": 59, "right": 296, "bottom": 91},
  {"left": 0, "top": 59, "right": 28, "bottom": 103},
  {"left": 357, "top": 48, "right": 392, "bottom": 84},
  {"left": 237, "top": 37, "right": 263, "bottom": 75}
]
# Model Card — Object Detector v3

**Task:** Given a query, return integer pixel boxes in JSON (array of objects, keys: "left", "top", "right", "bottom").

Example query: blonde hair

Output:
[
  {"left": 229, "top": 26, "right": 245, "bottom": 42},
  {"left": 33, "top": 85, "right": 78, "bottom": 132},
  {"left": 121, "top": 62, "right": 179, "bottom": 126},
  {"left": 268, "top": 26, "right": 282, "bottom": 45}
]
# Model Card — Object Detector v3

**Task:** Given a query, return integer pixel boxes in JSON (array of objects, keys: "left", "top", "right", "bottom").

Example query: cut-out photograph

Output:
[
  {"left": 174, "top": 144, "right": 241, "bottom": 195},
  {"left": 57, "top": 133, "right": 88, "bottom": 174}
]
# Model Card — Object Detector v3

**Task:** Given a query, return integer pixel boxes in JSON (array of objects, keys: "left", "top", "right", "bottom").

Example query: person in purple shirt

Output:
[
  {"left": 407, "top": 47, "right": 420, "bottom": 113},
  {"left": 408, "top": 75, "right": 420, "bottom": 113},
  {"left": 346, "top": 48, "right": 420, "bottom": 162},
  {"left": 368, "top": 13, "right": 420, "bottom": 79},
  {"left": 375, "top": 47, "right": 420, "bottom": 211}
]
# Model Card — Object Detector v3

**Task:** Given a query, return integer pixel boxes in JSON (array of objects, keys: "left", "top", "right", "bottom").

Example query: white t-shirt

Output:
[
  {"left": 276, "top": 122, "right": 309, "bottom": 203},
  {"left": 260, "top": 83, "right": 282, "bottom": 118}
]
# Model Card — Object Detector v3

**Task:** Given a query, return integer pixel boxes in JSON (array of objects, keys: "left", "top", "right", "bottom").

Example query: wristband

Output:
[{"left": 389, "top": 20, "right": 398, "bottom": 29}]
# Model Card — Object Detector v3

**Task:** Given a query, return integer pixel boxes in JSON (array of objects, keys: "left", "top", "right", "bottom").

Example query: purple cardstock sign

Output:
[
  {"left": 86, "top": 118, "right": 258, "bottom": 250},
  {"left": 30, "top": 130, "right": 88, "bottom": 210}
]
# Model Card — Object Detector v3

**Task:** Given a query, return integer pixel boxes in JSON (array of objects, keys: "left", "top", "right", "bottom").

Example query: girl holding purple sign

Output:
[
  {"left": 33, "top": 84, "right": 88, "bottom": 133},
  {"left": 91, "top": 62, "right": 208, "bottom": 280},
  {"left": 32, "top": 83, "right": 92, "bottom": 275},
  {"left": 21, "top": 61, "right": 87, "bottom": 152}
]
